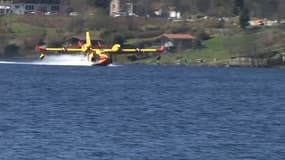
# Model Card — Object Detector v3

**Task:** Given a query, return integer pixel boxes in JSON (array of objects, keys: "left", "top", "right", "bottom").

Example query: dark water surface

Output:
[{"left": 0, "top": 64, "right": 284, "bottom": 160}]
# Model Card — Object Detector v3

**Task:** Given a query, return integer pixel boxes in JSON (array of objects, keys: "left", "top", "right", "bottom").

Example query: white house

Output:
[
  {"left": 11, "top": 0, "right": 63, "bottom": 15},
  {"left": 0, "top": 0, "right": 12, "bottom": 15},
  {"left": 110, "top": 0, "right": 120, "bottom": 17},
  {"left": 168, "top": 11, "right": 181, "bottom": 20}
]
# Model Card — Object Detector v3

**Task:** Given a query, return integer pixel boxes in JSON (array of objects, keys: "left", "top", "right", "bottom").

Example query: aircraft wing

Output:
[
  {"left": 118, "top": 46, "right": 165, "bottom": 54},
  {"left": 36, "top": 46, "right": 83, "bottom": 53},
  {"left": 121, "top": 48, "right": 160, "bottom": 53},
  {"left": 91, "top": 44, "right": 164, "bottom": 54}
]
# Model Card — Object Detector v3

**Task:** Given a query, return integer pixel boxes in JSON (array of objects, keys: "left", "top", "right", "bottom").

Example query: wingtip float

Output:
[
  {"left": 35, "top": 32, "right": 165, "bottom": 66},
  {"left": 39, "top": 53, "right": 45, "bottom": 60}
]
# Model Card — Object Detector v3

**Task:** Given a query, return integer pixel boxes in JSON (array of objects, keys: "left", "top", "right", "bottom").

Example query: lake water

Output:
[{"left": 0, "top": 62, "right": 284, "bottom": 160}]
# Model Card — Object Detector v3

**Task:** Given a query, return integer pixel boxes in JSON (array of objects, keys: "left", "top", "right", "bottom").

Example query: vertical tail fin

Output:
[{"left": 86, "top": 32, "right": 92, "bottom": 47}]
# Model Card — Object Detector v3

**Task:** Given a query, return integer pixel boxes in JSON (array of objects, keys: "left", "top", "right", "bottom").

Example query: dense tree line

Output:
[
  {"left": 126, "top": 0, "right": 285, "bottom": 19},
  {"left": 88, "top": 0, "right": 111, "bottom": 8},
  {"left": 64, "top": 0, "right": 285, "bottom": 19}
]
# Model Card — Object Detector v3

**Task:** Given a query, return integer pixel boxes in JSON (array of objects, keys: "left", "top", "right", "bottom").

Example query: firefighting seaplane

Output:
[{"left": 35, "top": 32, "right": 164, "bottom": 66}]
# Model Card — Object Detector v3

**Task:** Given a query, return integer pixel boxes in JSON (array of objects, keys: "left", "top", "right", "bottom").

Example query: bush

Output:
[
  {"left": 67, "top": 17, "right": 84, "bottom": 33},
  {"left": 4, "top": 44, "right": 20, "bottom": 57},
  {"left": 113, "top": 34, "right": 126, "bottom": 47},
  {"left": 206, "top": 19, "right": 225, "bottom": 28},
  {"left": 192, "top": 40, "right": 202, "bottom": 49},
  {"left": 195, "top": 30, "right": 211, "bottom": 40}
]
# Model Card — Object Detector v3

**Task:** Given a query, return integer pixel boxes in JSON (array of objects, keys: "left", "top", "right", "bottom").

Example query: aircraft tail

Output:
[{"left": 86, "top": 32, "right": 92, "bottom": 47}]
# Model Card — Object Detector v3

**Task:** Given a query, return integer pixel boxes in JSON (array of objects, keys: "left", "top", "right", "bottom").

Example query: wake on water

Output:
[{"left": 0, "top": 55, "right": 121, "bottom": 67}]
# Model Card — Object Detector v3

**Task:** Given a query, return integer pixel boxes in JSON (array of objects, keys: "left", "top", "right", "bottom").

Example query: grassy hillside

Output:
[{"left": 135, "top": 27, "right": 285, "bottom": 66}]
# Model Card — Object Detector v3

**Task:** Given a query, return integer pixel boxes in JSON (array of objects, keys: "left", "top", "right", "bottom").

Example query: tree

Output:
[
  {"left": 65, "top": 0, "right": 89, "bottom": 12},
  {"left": 113, "top": 34, "right": 126, "bottom": 47},
  {"left": 196, "top": 0, "right": 211, "bottom": 13},
  {"left": 233, "top": 0, "right": 244, "bottom": 16},
  {"left": 89, "top": 0, "right": 111, "bottom": 9},
  {"left": 0, "top": 34, "right": 8, "bottom": 56},
  {"left": 239, "top": 8, "right": 250, "bottom": 29},
  {"left": 4, "top": 44, "right": 20, "bottom": 57}
]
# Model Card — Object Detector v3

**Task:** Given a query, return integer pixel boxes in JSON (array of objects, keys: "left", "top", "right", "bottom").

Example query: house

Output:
[
  {"left": 110, "top": 0, "right": 120, "bottom": 17},
  {"left": 11, "top": 0, "right": 63, "bottom": 15},
  {"left": 160, "top": 33, "right": 195, "bottom": 52},
  {"left": 110, "top": 0, "right": 137, "bottom": 17},
  {"left": 0, "top": 0, "right": 12, "bottom": 15}
]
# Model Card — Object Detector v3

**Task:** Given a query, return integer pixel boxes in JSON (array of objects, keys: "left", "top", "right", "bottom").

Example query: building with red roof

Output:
[{"left": 160, "top": 33, "right": 196, "bottom": 52}]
